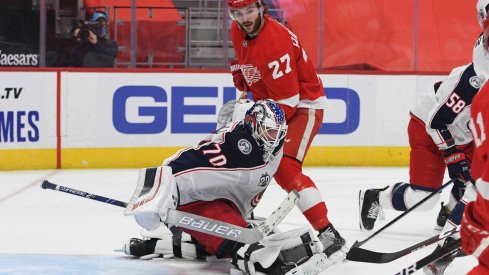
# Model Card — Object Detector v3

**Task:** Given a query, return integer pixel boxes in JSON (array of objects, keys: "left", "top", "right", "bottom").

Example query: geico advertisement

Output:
[
  {"left": 62, "top": 72, "right": 445, "bottom": 147},
  {"left": 0, "top": 72, "right": 57, "bottom": 149}
]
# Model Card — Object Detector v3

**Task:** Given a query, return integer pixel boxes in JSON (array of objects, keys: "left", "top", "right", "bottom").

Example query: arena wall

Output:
[{"left": 0, "top": 69, "right": 446, "bottom": 170}]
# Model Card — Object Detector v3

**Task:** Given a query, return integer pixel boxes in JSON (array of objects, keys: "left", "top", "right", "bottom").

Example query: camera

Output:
[{"left": 77, "top": 21, "right": 102, "bottom": 42}]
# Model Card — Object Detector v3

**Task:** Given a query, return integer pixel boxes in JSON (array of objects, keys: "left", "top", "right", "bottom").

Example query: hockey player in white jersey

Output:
[
  {"left": 121, "top": 99, "right": 333, "bottom": 275},
  {"left": 360, "top": 1, "right": 489, "bottom": 274}
]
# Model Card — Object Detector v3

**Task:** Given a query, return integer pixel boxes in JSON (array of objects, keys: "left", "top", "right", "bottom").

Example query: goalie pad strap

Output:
[
  {"left": 280, "top": 232, "right": 314, "bottom": 264},
  {"left": 244, "top": 243, "right": 264, "bottom": 274},
  {"left": 192, "top": 237, "right": 208, "bottom": 260},
  {"left": 172, "top": 235, "right": 182, "bottom": 258}
]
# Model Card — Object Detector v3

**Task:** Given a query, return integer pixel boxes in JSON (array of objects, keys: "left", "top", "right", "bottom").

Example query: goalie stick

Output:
[
  {"left": 41, "top": 180, "right": 299, "bottom": 244},
  {"left": 394, "top": 238, "right": 461, "bottom": 275},
  {"left": 346, "top": 227, "right": 459, "bottom": 263}
]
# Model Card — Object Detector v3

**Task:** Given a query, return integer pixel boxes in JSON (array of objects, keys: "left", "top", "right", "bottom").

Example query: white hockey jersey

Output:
[
  {"left": 163, "top": 121, "right": 283, "bottom": 218},
  {"left": 410, "top": 33, "right": 489, "bottom": 150}
]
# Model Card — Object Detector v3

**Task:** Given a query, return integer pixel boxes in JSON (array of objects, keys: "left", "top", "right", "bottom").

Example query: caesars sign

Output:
[{"left": 0, "top": 50, "right": 39, "bottom": 67}]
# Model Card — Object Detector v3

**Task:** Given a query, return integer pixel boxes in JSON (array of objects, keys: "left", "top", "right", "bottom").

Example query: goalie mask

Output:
[
  {"left": 244, "top": 99, "right": 287, "bottom": 162},
  {"left": 477, "top": 0, "right": 489, "bottom": 29}
]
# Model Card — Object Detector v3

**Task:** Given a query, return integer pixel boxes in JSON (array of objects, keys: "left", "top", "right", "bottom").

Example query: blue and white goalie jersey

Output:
[
  {"left": 411, "top": 33, "right": 489, "bottom": 150},
  {"left": 163, "top": 121, "right": 283, "bottom": 218}
]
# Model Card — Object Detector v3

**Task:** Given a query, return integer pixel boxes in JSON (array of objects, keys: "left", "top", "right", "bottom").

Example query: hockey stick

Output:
[
  {"left": 393, "top": 238, "right": 461, "bottom": 275},
  {"left": 346, "top": 227, "right": 459, "bottom": 263},
  {"left": 353, "top": 179, "right": 454, "bottom": 248},
  {"left": 41, "top": 180, "right": 299, "bottom": 244}
]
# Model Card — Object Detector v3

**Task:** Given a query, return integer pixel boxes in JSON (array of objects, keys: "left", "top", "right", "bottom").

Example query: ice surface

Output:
[{"left": 0, "top": 167, "right": 478, "bottom": 274}]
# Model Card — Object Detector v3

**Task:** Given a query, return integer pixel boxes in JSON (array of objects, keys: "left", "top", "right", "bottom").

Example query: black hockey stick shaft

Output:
[
  {"left": 394, "top": 238, "right": 461, "bottom": 275},
  {"left": 346, "top": 228, "right": 458, "bottom": 263},
  {"left": 41, "top": 180, "right": 128, "bottom": 208},
  {"left": 354, "top": 179, "right": 454, "bottom": 248}
]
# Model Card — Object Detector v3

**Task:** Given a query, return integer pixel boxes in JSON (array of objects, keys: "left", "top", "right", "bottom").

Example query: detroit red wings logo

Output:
[{"left": 241, "top": 64, "right": 262, "bottom": 86}]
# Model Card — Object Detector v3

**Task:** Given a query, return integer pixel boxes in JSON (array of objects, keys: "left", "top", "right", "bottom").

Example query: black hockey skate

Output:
[
  {"left": 359, "top": 186, "right": 388, "bottom": 231},
  {"left": 423, "top": 237, "right": 464, "bottom": 275},
  {"left": 123, "top": 238, "right": 158, "bottom": 257},
  {"left": 435, "top": 202, "right": 451, "bottom": 231},
  {"left": 318, "top": 224, "right": 348, "bottom": 262}
]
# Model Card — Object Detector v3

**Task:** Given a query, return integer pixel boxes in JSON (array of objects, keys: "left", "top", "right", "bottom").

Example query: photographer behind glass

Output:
[{"left": 71, "top": 11, "right": 118, "bottom": 68}]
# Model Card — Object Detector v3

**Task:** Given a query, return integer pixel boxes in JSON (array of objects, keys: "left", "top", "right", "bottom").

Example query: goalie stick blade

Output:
[
  {"left": 393, "top": 238, "right": 461, "bottom": 275},
  {"left": 285, "top": 253, "right": 334, "bottom": 275}
]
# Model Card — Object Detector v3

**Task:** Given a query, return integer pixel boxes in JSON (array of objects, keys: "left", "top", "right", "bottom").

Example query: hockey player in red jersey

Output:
[
  {"left": 227, "top": 0, "right": 348, "bottom": 262},
  {"left": 461, "top": 16, "right": 489, "bottom": 275}
]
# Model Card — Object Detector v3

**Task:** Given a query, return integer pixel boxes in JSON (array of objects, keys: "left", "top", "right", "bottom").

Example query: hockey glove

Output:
[
  {"left": 461, "top": 201, "right": 489, "bottom": 258},
  {"left": 443, "top": 147, "right": 474, "bottom": 184},
  {"left": 230, "top": 60, "right": 249, "bottom": 92}
]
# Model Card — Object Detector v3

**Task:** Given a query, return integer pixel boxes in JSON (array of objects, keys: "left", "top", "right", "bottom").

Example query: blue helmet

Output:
[
  {"left": 244, "top": 99, "right": 287, "bottom": 162},
  {"left": 89, "top": 11, "right": 108, "bottom": 38}
]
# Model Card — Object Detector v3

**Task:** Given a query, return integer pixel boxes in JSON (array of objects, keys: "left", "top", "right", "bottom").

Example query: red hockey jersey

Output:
[
  {"left": 230, "top": 15, "right": 326, "bottom": 119},
  {"left": 469, "top": 81, "right": 489, "bottom": 228}
]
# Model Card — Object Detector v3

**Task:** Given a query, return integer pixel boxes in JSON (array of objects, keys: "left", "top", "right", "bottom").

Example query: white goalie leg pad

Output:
[
  {"left": 153, "top": 231, "right": 203, "bottom": 260},
  {"left": 124, "top": 166, "right": 179, "bottom": 231},
  {"left": 235, "top": 243, "right": 281, "bottom": 274},
  {"left": 139, "top": 225, "right": 173, "bottom": 239},
  {"left": 379, "top": 184, "right": 440, "bottom": 211},
  {"left": 234, "top": 227, "right": 323, "bottom": 274},
  {"left": 285, "top": 253, "right": 334, "bottom": 275},
  {"left": 246, "top": 216, "right": 281, "bottom": 235},
  {"left": 260, "top": 227, "right": 323, "bottom": 258},
  {"left": 123, "top": 230, "right": 204, "bottom": 260}
]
